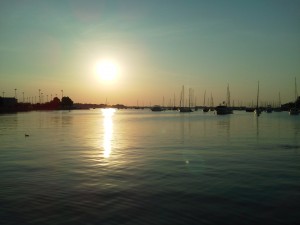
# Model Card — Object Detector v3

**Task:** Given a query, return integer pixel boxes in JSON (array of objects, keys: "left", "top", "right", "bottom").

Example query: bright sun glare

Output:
[{"left": 96, "top": 60, "right": 119, "bottom": 81}]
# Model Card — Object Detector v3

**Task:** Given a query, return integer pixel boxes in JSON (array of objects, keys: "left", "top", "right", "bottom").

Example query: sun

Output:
[{"left": 95, "top": 60, "right": 119, "bottom": 81}]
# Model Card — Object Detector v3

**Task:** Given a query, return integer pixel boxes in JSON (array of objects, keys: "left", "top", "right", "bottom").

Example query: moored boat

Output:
[
  {"left": 216, "top": 105, "right": 233, "bottom": 115},
  {"left": 266, "top": 105, "right": 273, "bottom": 113},
  {"left": 245, "top": 107, "right": 255, "bottom": 112},
  {"left": 254, "top": 108, "right": 262, "bottom": 116},
  {"left": 179, "top": 85, "right": 193, "bottom": 113},
  {"left": 151, "top": 105, "right": 164, "bottom": 112},
  {"left": 179, "top": 107, "right": 193, "bottom": 113},
  {"left": 202, "top": 90, "right": 209, "bottom": 112},
  {"left": 216, "top": 84, "right": 233, "bottom": 115},
  {"left": 203, "top": 107, "right": 209, "bottom": 112}
]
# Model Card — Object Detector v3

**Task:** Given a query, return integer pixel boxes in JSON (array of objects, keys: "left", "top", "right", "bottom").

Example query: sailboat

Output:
[
  {"left": 245, "top": 100, "right": 255, "bottom": 112},
  {"left": 151, "top": 96, "right": 166, "bottom": 111},
  {"left": 209, "top": 93, "right": 215, "bottom": 111},
  {"left": 216, "top": 84, "right": 233, "bottom": 115},
  {"left": 289, "top": 77, "right": 299, "bottom": 115},
  {"left": 203, "top": 90, "right": 209, "bottom": 112},
  {"left": 254, "top": 81, "right": 262, "bottom": 116},
  {"left": 172, "top": 93, "right": 178, "bottom": 110},
  {"left": 151, "top": 105, "right": 164, "bottom": 111},
  {"left": 266, "top": 105, "right": 273, "bottom": 113},
  {"left": 179, "top": 86, "right": 193, "bottom": 113}
]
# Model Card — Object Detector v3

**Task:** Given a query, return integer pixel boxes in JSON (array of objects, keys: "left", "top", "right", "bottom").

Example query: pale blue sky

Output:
[{"left": 1, "top": 0, "right": 299, "bottom": 105}]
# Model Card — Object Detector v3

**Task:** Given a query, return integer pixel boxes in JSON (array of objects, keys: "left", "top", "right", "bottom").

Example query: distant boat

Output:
[
  {"left": 203, "top": 90, "right": 209, "bottom": 112},
  {"left": 179, "top": 107, "right": 193, "bottom": 113},
  {"left": 179, "top": 85, "right": 193, "bottom": 113},
  {"left": 215, "top": 105, "right": 233, "bottom": 115},
  {"left": 209, "top": 93, "right": 215, "bottom": 112},
  {"left": 151, "top": 105, "right": 164, "bottom": 112},
  {"left": 289, "top": 77, "right": 299, "bottom": 115},
  {"left": 245, "top": 100, "right": 255, "bottom": 112},
  {"left": 216, "top": 84, "right": 233, "bottom": 115},
  {"left": 266, "top": 105, "right": 273, "bottom": 113},
  {"left": 254, "top": 108, "right": 262, "bottom": 116},
  {"left": 245, "top": 107, "right": 255, "bottom": 112},
  {"left": 203, "top": 107, "right": 209, "bottom": 112},
  {"left": 171, "top": 93, "right": 178, "bottom": 110}
]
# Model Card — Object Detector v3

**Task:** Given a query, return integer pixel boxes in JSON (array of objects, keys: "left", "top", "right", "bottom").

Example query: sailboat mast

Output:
[
  {"left": 203, "top": 90, "right": 206, "bottom": 106},
  {"left": 295, "top": 77, "right": 298, "bottom": 102},
  {"left": 188, "top": 88, "right": 191, "bottom": 108},
  {"left": 183, "top": 86, "right": 185, "bottom": 107},
  {"left": 173, "top": 93, "right": 175, "bottom": 107},
  {"left": 179, "top": 86, "right": 183, "bottom": 107},
  {"left": 256, "top": 81, "right": 260, "bottom": 108},
  {"left": 227, "top": 84, "right": 230, "bottom": 107}
]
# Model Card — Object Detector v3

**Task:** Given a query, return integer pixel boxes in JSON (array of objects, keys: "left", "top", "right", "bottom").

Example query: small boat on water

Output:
[
  {"left": 245, "top": 107, "right": 255, "bottom": 112},
  {"left": 216, "top": 105, "right": 233, "bottom": 115},
  {"left": 151, "top": 105, "right": 164, "bottom": 112},
  {"left": 266, "top": 105, "right": 273, "bottom": 113},
  {"left": 179, "top": 107, "right": 193, "bottom": 113},
  {"left": 179, "top": 85, "right": 193, "bottom": 113},
  {"left": 202, "top": 90, "right": 209, "bottom": 112},
  {"left": 203, "top": 107, "right": 209, "bottom": 112},
  {"left": 216, "top": 84, "right": 233, "bottom": 115},
  {"left": 209, "top": 93, "right": 215, "bottom": 111},
  {"left": 254, "top": 108, "right": 262, "bottom": 116},
  {"left": 245, "top": 100, "right": 255, "bottom": 112}
]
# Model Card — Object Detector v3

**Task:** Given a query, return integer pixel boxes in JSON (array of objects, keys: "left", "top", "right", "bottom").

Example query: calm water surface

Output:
[{"left": 0, "top": 109, "right": 299, "bottom": 225}]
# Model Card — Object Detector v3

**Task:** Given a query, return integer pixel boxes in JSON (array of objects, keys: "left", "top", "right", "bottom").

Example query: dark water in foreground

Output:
[{"left": 0, "top": 109, "right": 299, "bottom": 225}]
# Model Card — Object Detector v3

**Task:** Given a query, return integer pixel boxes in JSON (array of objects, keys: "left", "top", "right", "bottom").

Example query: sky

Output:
[{"left": 1, "top": 0, "right": 300, "bottom": 106}]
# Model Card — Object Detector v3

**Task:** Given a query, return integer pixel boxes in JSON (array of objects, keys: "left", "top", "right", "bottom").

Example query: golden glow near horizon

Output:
[
  {"left": 1, "top": 2, "right": 299, "bottom": 106},
  {"left": 95, "top": 60, "right": 119, "bottom": 81},
  {"left": 102, "top": 108, "right": 116, "bottom": 158}
]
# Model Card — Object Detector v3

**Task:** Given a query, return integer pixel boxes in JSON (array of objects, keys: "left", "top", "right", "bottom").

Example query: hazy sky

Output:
[{"left": 1, "top": 0, "right": 299, "bottom": 105}]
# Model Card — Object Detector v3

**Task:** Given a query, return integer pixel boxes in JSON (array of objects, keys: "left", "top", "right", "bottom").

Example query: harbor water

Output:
[{"left": 0, "top": 109, "right": 299, "bottom": 225}]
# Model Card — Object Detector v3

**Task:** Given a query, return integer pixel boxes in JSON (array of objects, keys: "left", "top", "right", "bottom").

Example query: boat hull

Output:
[
  {"left": 215, "top": 106, "right": 233, "bottom": 115},
  {"left": 151, "top": 105, "right": 164, "bottom": 112},
  {"left": 179, "top": 107, "right": 193, "bottom": 113}
]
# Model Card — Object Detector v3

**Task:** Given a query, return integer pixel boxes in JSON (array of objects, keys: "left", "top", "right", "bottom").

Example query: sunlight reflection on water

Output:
[
  {"left": 1, "top": 110, "right": 300, "bottom": 225},
  {"left": 101, "top": 108, "right": 116, "bottom": 158}
]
